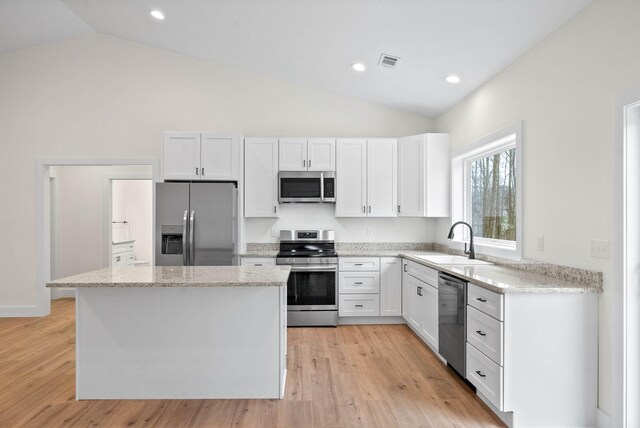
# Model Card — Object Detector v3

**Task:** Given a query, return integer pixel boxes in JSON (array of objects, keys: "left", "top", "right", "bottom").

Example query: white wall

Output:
[
  {"left": 434, "top": 0, "right": 640, "bottom": 415},
  {"left": 0, "top": 33, "right": 431, "bottom": 309},
  {"left": 245, "top": 205, "right": 437, "bottom": 243},
  {"left": 112, "top": 179, "right": 153, "bottom": 264}
]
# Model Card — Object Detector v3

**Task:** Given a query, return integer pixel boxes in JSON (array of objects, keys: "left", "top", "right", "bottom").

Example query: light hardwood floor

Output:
[{"left": 0, "top": 299, "right": 504, "bottom": 427}]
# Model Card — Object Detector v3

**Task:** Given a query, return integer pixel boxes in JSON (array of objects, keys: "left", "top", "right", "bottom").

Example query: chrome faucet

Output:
[{"left": 447, "top": 221, "right": 475, "bottom": 259}]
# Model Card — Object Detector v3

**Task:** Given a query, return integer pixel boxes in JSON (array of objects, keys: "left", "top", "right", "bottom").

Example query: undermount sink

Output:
[{"left": 416, "top": 255, "right": 493, "bottom": 265}]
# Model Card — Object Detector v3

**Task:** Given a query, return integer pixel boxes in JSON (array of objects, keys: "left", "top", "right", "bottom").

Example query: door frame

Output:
[
  {"left": 36, "top": 157, "right": 159, "bottom": 316},
  {"left": 103, "top": 173, "right": 154, "bottom": 268},
  {"left": 613, "top": 87, "right": 640, "bottom": 427}
]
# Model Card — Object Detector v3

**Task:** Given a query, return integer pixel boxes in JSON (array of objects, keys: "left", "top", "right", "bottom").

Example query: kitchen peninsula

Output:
[{"left": 47, "top": 265, "right": 290, "bottom": 400}]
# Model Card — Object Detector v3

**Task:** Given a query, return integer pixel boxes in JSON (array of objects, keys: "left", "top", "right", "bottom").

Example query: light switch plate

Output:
[
  {"left": 537, "top": 236, "right": 544, "bottom": 252},
  {"left": 590, "top": 239, "right": 610, "bottom": 259}
]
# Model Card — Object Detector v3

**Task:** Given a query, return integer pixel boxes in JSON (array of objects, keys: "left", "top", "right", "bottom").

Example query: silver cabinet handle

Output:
[
  {"left": 116, "top": 256, "right": 120, "bottom": 262},
  {"left": 398, "top": 205, "right": 401, "bottom": 213},
  {"left": 403, "top": 264, "right": 407, "bottom": 272},
  {"left": 354, "top": 282, "right": 364, "bottom": 285},
  {"left": 202, "top": 167, "right": 205, "bottom": 175},
  {"left": 182, "top": 210, "right": 188, "bottom": 266},
  {"left": 355, "top": 304, "right": 364, "bottom": 308},
  {"left": 476, "top": 370, "right": 486, "bottom": 378},
  {"left": 274, "top": 205, "right": 278, "bottom": 214},
  {"left": 189, "top": 210, "right": 195, "bottom": 266},
  {"left": 196, "top": 167, "right": 199, "bottom": 175},
  {"left": 362, "top": 206, "right": 365, "bottom": 213},
  {"left": 303, "top": 159, "right": 306, "bottom": 168},
  {"left": 255, "top": 263, "right": 263, "bottom": 266},
  {"left": 476, "top": 330, "right": 487, "bottom": 337},
  {"left": 368, "top": 205, "right": 371, "bottom": 213},
  {"left": 417, "top": 286, "right": 423, "bottom": 296},
  {"left": 476, "top": 297, "right": 487, "bottom": 303},
  {"left": 354, "top": 263, "right": 364, "bottom": 266},
  {"left": 308, "top": 159, "right": 311, "bottom": 168}
]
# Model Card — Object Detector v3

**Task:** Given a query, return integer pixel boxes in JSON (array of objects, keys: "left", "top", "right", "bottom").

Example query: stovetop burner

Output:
[{"left": 276, "top": 229, "right": 337, "bottom": 259}]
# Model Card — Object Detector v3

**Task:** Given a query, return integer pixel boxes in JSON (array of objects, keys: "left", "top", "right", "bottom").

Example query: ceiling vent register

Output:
[{"left": 378, "top": 54, "right": 400, "bottom": 68}]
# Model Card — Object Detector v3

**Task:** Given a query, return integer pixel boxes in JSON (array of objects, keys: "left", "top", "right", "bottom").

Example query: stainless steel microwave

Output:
[{"left": 278, "top": 171, "right": 336, "bottom": 203}]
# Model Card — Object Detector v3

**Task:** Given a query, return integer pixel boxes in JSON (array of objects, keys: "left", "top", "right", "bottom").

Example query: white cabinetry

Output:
[
  {"left": 244, "top": 138, "right": 279, "bottom": 217},
  {"left": 397, "top": 133, "right": 449, "bottom": 217},
  {"left": 401, "top": 259, "right": 438, "bottom": 351},
  {"left": 112, "top": 241, "right": 135, "bottom": 267},
  {"left": 279, "top": 138, "right": 336, "bottom": 171},
  {"left": 336, "top": 139, "right": 397, "bottom": 217},
  {"left": 338, "top": 257, "right": 380, "bottom": 317},
  {"left": 464, "top": 283, "right": 598, "bottom": 427},
  {"left": 380, "top": 257, "right": 402, "bottom": 316},
  {"left": 163, "top": 132, "right": 239, "bottom": 181},
  {"left": 240, "top": 257, "right": 277, "bottom": 267}
]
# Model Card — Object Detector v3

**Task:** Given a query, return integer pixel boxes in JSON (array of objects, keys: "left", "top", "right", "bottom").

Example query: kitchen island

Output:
[{"left": 47, "top": 265, "right": 291, "bottom": 400}]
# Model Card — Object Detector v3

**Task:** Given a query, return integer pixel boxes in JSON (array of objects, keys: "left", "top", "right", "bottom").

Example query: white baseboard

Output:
[
  {"left": 0, "top": 306, "right": 40, "bottom": 317},
  {"left": 597, "top": 408, "right": 611, "bottom": 428},
  {"left": 477, "top": 392, "right": 514, "bottom": 427},
  {"left": 338, "top": 316, "right": 405, "bottom": 325}
]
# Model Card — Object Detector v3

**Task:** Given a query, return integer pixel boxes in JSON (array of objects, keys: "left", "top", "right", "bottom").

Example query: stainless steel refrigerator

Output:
[{"left": 155, "top": 182, "right": 238, "bottom": 266}]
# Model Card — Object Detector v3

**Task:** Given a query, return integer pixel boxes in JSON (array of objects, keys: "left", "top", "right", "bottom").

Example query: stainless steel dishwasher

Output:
[{"left": 438, "top": 272, "right": 467, "bottom": 377}]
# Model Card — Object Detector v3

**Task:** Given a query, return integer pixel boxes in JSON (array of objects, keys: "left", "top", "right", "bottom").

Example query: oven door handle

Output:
[{"left": 290, "top": 265, "right": 337, "bottom": 272}]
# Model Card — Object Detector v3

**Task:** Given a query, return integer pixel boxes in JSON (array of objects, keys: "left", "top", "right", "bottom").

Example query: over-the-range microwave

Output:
[{"left": 278, "top": 171, "right": 336, "bottom": 203}]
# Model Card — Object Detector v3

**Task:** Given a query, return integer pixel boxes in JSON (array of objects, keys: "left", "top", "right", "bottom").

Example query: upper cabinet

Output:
[
  {"left": 336, "top": 138, "right": 397, "bottom": 217},
  {"left": 397, "top": 133, "right": 450, "bottom": 217},
  {"left": 279, "top": 138, "right": 336, "bottom": 172},
  {"left": 163, "top": 132, "right": 240, "bottom": 181},
  {"left": 245, "top": 138, "right": 279, "bottom": 218}
]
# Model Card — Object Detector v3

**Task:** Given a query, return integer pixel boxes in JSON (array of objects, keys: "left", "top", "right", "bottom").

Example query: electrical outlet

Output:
[
  {"left": 590, "top": 239, "right": 610, "bottom": 259},
  {"left": 271, "top": 228, "right": 277, "bottom": 238},
  {"left": 537, "top": 236, "right": 544, "bottom": 252},
  {"left": 366, "top": 228, "right": 372, "bottom": 237}
]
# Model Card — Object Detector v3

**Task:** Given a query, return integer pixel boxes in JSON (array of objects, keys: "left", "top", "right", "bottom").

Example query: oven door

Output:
[
  {"left": 279, "top": 172, "right": 322, "bottom": 203},
  {"left": 287, "top": 265, "right": 337, "bottom": 310}
]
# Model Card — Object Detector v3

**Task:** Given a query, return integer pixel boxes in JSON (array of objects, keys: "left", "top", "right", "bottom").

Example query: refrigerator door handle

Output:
[
  {"left": 182, "top": 210, "right": 188, "bottom": 266},
  {"left": 189, "top": 210, "right": 195, "bottom": 265}
]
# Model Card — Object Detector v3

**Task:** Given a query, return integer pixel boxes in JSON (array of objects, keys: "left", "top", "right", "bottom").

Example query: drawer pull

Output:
[
  {"left": 475, "top": 370, "right": 486, "bottom": 378},
  {"left": 476, "top": 297, "right": 487, "bottom": 303},
  {"left": 354, "top": 282, "right": 363, "bottom": 285},
  {"left": 355, "top": 304, "right": 364, "bottom": 308},
  {"left": 403, "top": 264, "right": 407, "bottom": 272},
  {"left": 476, "top": 330, "right": 487, "bottom": 336},
  {"left": 354, "top": 263, "right": 364, "bottom": 266},
  {"left": 254, "top": 263, "right": 263, "bottom": 266}
]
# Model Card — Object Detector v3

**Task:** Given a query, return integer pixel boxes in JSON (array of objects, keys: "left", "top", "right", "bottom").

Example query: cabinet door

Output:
[
  {"left": 401, "top": 260, "right": 410, "bottom": 320},
  {"left": 245, "top": 138, "right": 279, "bottom": 217},
  {"left": 163, "top": 132, "right": 201, "bottom": 180},
  {"left": 397, "top": 135, "right": 425, "bottom": 216},
  {"left": 336, "top": 139, "right": 367, "bottom": 217},
  {"left": 406, "top": 275, "right": 421, "bottom": 330},
  {"left": 420, "top": 283, "right": 439, "bottom": 350},
  {"left": 279, "top": 138, "right": 307, "bottom": 171},
  {"left": 425, "top": 134, "right": 450, "bottom": 217},
  {"left": 308, "top": 138, "right": 336, "bottom": 171},
  {"left": 367, "top": 139, "right": 397, "bottom": 217},
  {"left": 200, "top": 134, "right": 238, "bottom": 180},
  {"left": 380, "top": 257, "right": 401, "bottom": 316}
]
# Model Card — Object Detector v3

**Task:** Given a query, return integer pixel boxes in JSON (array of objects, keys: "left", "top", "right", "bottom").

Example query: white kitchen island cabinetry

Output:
[
  {"left": 397, "top": 133, "right": 449, "bottom": 217},
  {"left": 163, "top": 132, "right": 240, "bottom": 181},
  {"left": 47, "top": 266, "right": 290, "bottom": 400},
  {"left": 244, "top": 138, "right": 279, "bottom": 218},
  {"left": 336, "top": 138, "right": 397, "bottom": 217}
]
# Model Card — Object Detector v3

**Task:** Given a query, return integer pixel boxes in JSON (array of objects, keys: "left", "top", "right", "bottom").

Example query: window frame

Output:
[{"left": 451, "top": 122, "right": 523, "bottom": 260}]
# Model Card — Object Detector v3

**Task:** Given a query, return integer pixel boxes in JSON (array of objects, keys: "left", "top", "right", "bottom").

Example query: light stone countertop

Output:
[
  {"left": 46, "top": 266, "right": 291, "bottom": 288},
  {"left": 400, "top": 253, "right": 602, "bottom": 294},
  {"left": 240, "top": 251, "right": 279, "bottom": 258}
]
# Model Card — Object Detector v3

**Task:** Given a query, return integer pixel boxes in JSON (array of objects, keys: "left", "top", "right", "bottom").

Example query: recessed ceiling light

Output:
[
  {"left": 150, "top": 10, "right": 165, "bottom": 20},
  {"left": 351, "top": 63, "right": 366, "bottom": 72},
  {"left": 445, "top": 75, "right": 461, "bottom": 84}
]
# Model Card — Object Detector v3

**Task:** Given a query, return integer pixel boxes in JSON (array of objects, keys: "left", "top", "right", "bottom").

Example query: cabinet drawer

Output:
[
  {"left": 405, "top": 260, "right": 438, "bottom": 286},
  {"left": 339, "top": 257, "right": 379, "bottom": 271},
  {"left": 466, "top": 343, "right": 503, "bottom": 410},
  {"left": 467, "top": 306, "right": 504, "bottom": 365},
  {"left": 112, "top": 243, "right": 134, "bottom": 255},
  {"left": 339, "top": 272, "right": 380, "bottom": 294},
  {"left": 126, "top": 254, "right": 135, "bottom": 266},
  {"left": 112, "top": 254, "right": 127, "bottom": 266},
  {"left": 240, "top": 257, "right": 277, "bottom": 267},
  {"left": 468, "top": 283, "right": 504, "bottom": 321},
  {"left": 339, "top": 294, "right": 380, "bottom": 317}
]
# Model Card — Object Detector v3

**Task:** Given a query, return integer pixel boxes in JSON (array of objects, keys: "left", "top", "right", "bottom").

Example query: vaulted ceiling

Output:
[{"left": 0, "top": 0, "right": 593, "bottom": 117}]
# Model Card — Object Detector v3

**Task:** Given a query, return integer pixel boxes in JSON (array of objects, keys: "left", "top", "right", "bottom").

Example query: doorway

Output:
[{"left": 614, "top": 91, "right": 640, "bottom": 427}]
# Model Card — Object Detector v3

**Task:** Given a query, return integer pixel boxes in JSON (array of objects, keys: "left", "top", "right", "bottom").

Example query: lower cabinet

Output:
[
  {"left": 240, "top": 257, "right": 277, "bottom": 267},
  {"left": 402, "top": 261, "right": 438, "bottom": 351},
  {"left": 338, "top": 257, "right": 401, "bottom": 319},
  {"left": 112, "top": 241, "right": 135, "bottom": 267}
]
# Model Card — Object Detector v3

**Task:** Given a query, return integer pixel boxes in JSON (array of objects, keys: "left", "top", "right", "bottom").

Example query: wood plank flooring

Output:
[{"left": 0, "top": 299, "right": 505, "bottom": 427}]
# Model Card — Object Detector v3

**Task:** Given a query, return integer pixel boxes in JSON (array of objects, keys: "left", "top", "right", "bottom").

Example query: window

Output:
[{"left": 451, "top": 123, "right": 522, "bottom": 259}]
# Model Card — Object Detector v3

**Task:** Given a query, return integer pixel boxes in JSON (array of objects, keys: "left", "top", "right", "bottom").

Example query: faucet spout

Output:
[{"left": 447, "top": 221, "right": 475, "bottom": 259}]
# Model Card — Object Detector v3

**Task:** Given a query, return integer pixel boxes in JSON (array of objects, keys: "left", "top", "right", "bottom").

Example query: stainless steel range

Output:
[{"left": 276, "top": 230, "right": 338, "bottom": 326}]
